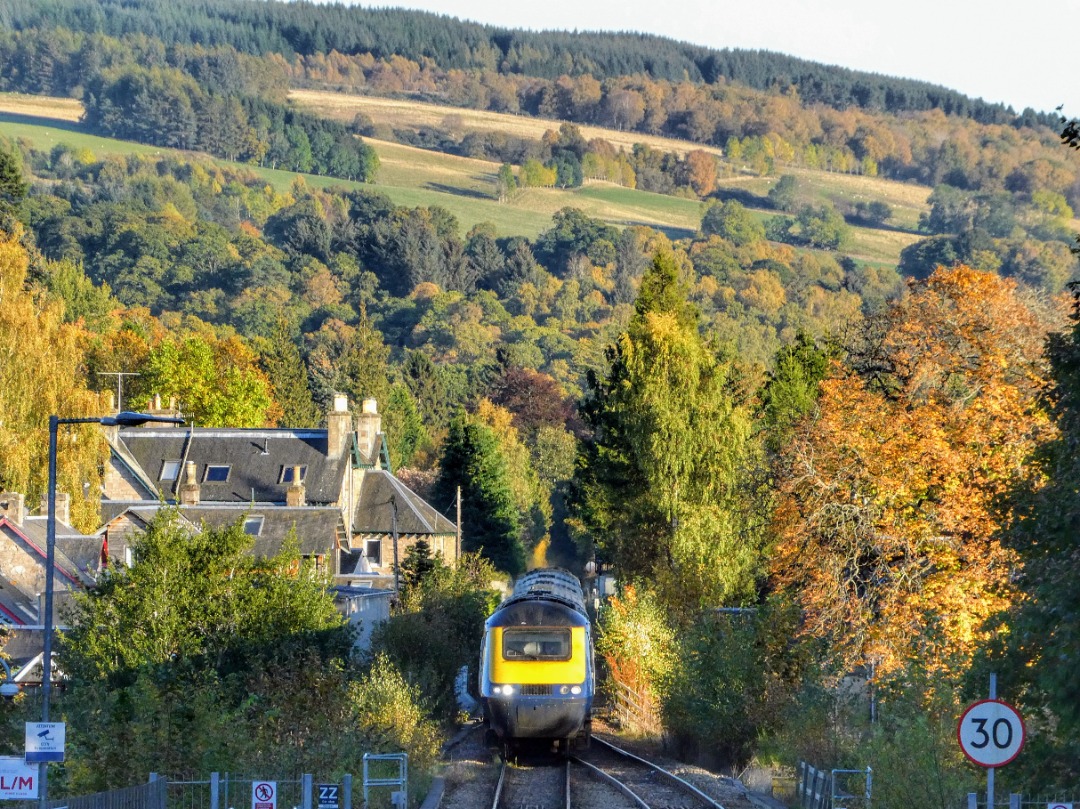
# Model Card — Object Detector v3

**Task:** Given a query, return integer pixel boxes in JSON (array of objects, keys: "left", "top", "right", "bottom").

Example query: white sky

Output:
[{"left": 345, "top": 0, "right": 1078, "bottom": 118}]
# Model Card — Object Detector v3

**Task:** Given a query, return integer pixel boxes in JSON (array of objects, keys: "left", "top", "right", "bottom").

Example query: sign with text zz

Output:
[
  {"left": 317, "top": 784, "right": 339, "bottom": 809},
  {"left": 0, "top": 756, "right": 37, "bottom": 799},
  {"left": 252, "top": 781, "right": 277, "bottom": 809},
  {"left": 957, "top": 699, "right": 1026, "bottom": 767}
]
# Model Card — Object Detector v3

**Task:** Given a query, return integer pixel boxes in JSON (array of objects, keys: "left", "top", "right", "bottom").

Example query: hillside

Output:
[{"left": 0, "top": 91, "right": 928, "bottom": 263}]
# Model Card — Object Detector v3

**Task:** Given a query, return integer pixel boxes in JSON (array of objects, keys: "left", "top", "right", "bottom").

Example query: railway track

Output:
[
  {"left": 491, "top": 757, "right": 570, "bottom": 809},
  {"left": 441, "top": 724, "right": 742, "bottom": 809},
  {"left": 571, "top": 736, "right": 728, "bottom": 809}
]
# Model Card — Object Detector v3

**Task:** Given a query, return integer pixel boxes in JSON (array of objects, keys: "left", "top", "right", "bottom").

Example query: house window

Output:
[
  {"left": 365, "top": 539, "right": 382, "bottom": 566},
  {"left": 160, "top": 460, "right": 182, "bottom": 481},
  {"left": 243, "top": 516, "right": 264, "bottom": 536},
  {"left": 204, "top": 464, "right": 230, "bottom": 482},
  {"left": 280, "top": 466, "right": 307, "bottom": 484}
]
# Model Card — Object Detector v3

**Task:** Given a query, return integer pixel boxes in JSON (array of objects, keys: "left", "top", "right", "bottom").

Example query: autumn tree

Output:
[
  {"left": 137, "top": 328, "right": 274, "bottom": 427},
  {"left": 769, "top": 266, "right": 1060, "bottom": 677},
  {"left": 0, "top": 229, "right": 104, "bottom": 531},
  {"left": 571, "top": 250, "right": 766, "bottom": 616}
]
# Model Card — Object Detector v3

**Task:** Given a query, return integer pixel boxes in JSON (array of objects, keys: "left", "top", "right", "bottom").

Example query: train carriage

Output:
[{"left": 479, "top": 568, "right": 594, "bottom": 755}]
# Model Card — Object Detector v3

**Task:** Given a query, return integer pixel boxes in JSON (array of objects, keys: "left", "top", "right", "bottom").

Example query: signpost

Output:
[
  {"left": 252, "top": 781, "right": 277, "bottom": 809},
  {"left": 958, "top": 675, "right": 1025, "bottom": 809}
]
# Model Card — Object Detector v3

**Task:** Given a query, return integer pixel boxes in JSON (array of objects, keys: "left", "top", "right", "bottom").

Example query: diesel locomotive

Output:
[{"left": 479, "top": 567, "right": 594, "bottom": 755}]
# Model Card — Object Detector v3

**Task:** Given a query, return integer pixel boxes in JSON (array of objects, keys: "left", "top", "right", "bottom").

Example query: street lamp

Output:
[{"left": 40, "top": 411, "right": 184, "bottom": 808}]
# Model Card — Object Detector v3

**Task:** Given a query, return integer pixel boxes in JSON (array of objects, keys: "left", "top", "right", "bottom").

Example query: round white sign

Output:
[{"left": 957, "top": 699, "right": 1025, "bottom": 767}]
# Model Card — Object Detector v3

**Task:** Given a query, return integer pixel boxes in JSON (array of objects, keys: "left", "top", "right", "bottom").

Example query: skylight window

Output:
[
  {"left": 160, "top": 460, "right": 182, "bottom": 481},
  {"left": 204, "top": 465, "right": 231, "bottom": 482},
  {"left": 280, "top": 466, "right": 308, "bottom": 484},
  {"left": 243, "top": 516, "right": 264, "bottom": 536}
]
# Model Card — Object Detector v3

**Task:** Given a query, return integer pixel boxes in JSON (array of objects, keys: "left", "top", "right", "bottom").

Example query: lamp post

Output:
[{"left": 40, "top": 411, "right": 184, "bottom": 809}]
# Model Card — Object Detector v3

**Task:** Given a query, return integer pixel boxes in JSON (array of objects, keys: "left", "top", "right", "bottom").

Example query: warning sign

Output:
[{"left": 252, "top": 781, "right": 277, "bottom": 809}]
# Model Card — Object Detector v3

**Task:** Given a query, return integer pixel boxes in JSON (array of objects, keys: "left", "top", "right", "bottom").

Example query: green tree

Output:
[
  {"left": 768, "top": 174, "right": 801, "bottom": 212},
  {"left": 571, "top": 251, "right": 765, "bottom": 616},
  {"left": 700, "top": 199, "right": 765, "bottom": 246},
  {"left": 434, "top": 412, "right": 525, "bottom": 575},
  {"left": 371, "top": 554, "right": 501, "bottom": 720},
  {"left": 0, "top": 146, "right": 28, "bottom": 229},
  {"left": 59, "top": 510, "right": 358, "bottom": 788},
  {"left": 138, "top": 331, "right": 273, "bottom": 427},
  {"left": 259, "top": 317, "right": 319, "bottom": 428},
  {"left": 496, "top": 162, "right": 517, "bottom": 201},
  {"left": 759, "top": 331, "right": 833, "bottom": 454}
]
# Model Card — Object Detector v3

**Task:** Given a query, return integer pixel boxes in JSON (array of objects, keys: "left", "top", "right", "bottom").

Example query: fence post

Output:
[
  {"left": 211, "top": 773, "right": 220, "bottom": 809},
  {"left": 302, "top": 774, "right": 312, "bottom": 809},
  {"left": 1009, "top": 795, "right": 1021, "bottom": 809},
  {"left": 967, "top": 794, "right": 978, "bottom": 809},
  {"left": 342, "top": 775, "right": 352, "bottom": 809}
]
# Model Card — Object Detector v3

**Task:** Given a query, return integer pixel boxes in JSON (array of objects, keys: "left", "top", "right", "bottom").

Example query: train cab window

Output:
[{"left": 502, "top": 629, "right": 571, "bottom": 660}]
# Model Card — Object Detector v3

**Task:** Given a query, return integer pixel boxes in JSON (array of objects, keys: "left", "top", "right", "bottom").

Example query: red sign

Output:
[
  {"left": 957, "top": 700, "right": 1026, "bottom": 767},
  {"left": 252, "top": 781, "right": 277, "bottom": 809}
]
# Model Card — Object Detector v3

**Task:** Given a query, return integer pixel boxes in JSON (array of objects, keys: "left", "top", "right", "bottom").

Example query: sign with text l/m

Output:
[
  {"left": 1047, "top": 804, "right": 1073, "bottom": 809},
  {"left": 0, "top": 756, "right": 37, "bottom": 799},
  {"left": 24, "top": 723, "right": 64, "bottom": 763},
  {"left": 252, "top": 781, "right": 277, "bottom": 809}
]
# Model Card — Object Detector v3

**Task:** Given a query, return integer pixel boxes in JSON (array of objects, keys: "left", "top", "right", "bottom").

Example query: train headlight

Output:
[
  {"left": 558, "top": 685, "right": 569, "bottom": 695},
  {"left": 570, "top": 685, "right": 582, "bottom": 695},
  {"left": 494, "top": 684, "right": 516, "bottom": 696}
]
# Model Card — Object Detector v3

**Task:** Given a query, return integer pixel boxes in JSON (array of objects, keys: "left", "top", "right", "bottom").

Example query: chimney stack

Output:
[
  {"left": 326, "top": 393, "right": 352, "bottom": 460},
  {"left": 0, "top": 492, "right": 25, "bottom": 524},
  {"left": 40, "top": 492, "right": 71, "bottom": 525},
  {"left": 286, "top": 465, "right": 306, "bottom": 507},
  {"left": 179, "top": 461, "right": 200, "bottom": 506}
]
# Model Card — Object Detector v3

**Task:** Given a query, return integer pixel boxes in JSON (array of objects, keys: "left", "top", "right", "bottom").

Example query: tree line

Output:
[
  {"left": 1, "top": 22, "right": 1075, "bottom": 209},
  {"left": 3, "top": 0, "right": 1054, "bottom": 125}
]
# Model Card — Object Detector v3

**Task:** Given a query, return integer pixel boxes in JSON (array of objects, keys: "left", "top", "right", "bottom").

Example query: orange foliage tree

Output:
[{"left": 769, "top": 266, "right": 1061, "bottom": 677}]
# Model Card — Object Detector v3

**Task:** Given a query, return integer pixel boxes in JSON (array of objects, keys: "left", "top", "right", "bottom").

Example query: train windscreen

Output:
[{"left": 502, "top": 628, "right": 571, "bottom": 660}]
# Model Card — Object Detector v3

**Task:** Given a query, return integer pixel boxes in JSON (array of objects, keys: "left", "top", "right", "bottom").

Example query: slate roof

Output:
[
  {"left": 114, "top": 427, "right": 353, "bottom": 504},
  {"left": 352, "top": 469, "right": 456, "bottom": 536},
  {"left": 0, "top": 572, "right": 37, "bottom": 626},
  {"left": 101, "top": 503, "right": 343, "bottom": 559},
  {"left": 7, "top": 517, "right": 99, "bottom": 586}
]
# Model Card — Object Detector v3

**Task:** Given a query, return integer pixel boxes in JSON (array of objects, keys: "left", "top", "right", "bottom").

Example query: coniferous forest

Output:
[{"left": 1, "top": 0, "right": 1080, "bottom": 804}]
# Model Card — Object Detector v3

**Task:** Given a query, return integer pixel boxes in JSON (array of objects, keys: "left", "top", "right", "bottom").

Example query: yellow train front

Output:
[{"left": 479, "top": 568, "right": 594, "bottom": 754}]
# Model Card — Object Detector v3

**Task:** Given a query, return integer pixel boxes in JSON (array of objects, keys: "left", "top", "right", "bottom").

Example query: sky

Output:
[{"left": 344, "top": 0, "right": 1078, "bottom": 117}]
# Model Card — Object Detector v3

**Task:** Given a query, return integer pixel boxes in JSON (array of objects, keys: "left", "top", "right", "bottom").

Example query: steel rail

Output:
[{"left": 588, "top": 736, "right": 728, "bottom": 809}]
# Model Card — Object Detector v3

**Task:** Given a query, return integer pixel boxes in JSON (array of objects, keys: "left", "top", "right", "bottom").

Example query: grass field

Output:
[
  {"left": 0, "top": 91, "right": 927, "bottom": 260},
  {"left": 289, "top": 89, "right": 725, "bottom": 158}
]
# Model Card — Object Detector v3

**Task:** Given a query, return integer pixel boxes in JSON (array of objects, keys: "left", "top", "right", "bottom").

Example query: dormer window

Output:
[
  {"left": 280, "top": 466, "right": 307, "bottom": 484},
  {"left": 160, "top": 460, "right": 182, "bottom": 481},
  {"left": 243, "top": 516, "right": 264, "bottom": 536},
  {"left": 204, "top": 465, "right": 231, "bottom": 483}
]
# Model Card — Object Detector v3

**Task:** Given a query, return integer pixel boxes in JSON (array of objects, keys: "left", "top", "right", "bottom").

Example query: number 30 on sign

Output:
[{"left": 957, "top": 699, "right": 1026, "bottom": 767}]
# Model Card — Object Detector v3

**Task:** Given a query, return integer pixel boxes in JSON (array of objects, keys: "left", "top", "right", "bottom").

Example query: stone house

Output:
[{"left": 100, "top": 394, "right": 459, "bottom": 584}]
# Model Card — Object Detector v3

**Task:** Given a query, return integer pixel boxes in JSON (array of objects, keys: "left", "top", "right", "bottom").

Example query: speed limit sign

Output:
[{"left": 957, "top": 699, "right": 1026, "bottom": 767}]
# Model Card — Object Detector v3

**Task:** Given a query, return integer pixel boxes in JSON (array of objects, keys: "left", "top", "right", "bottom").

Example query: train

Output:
[{"left": 478, "top": 567, "right": 594, "bottom": 756}]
